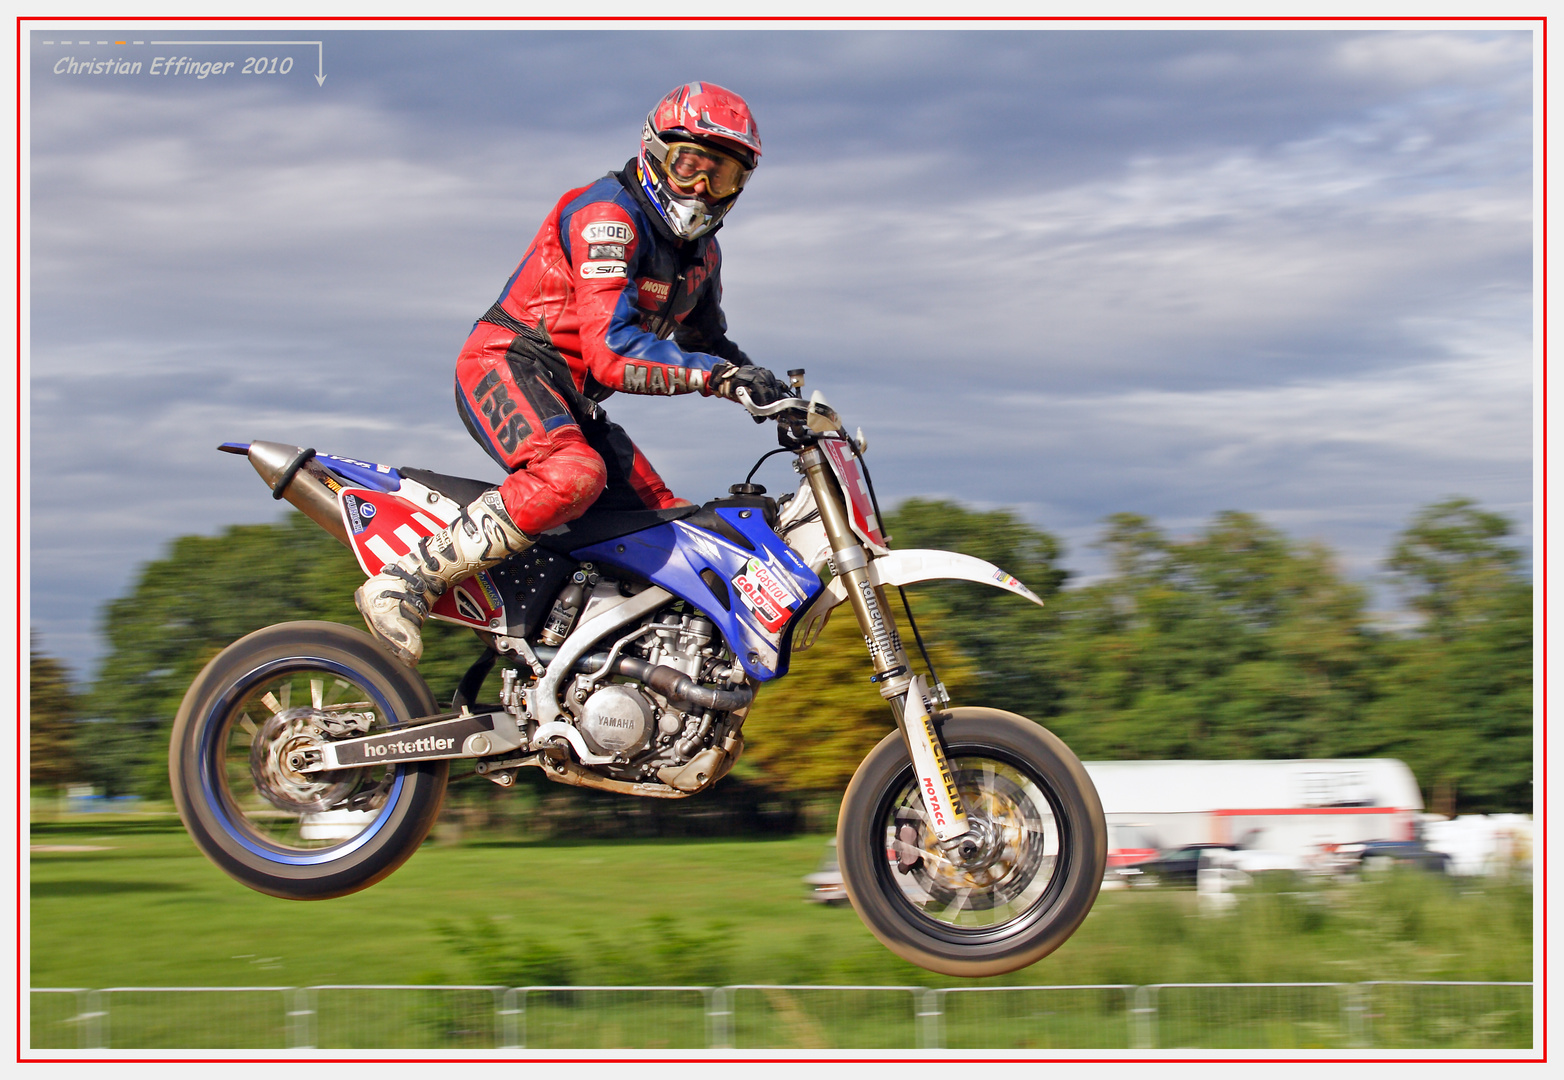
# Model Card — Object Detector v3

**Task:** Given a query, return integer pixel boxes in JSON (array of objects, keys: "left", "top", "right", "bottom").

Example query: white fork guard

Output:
[{"left": 791, "top": 549, "right": 1044, "bottom": 651}]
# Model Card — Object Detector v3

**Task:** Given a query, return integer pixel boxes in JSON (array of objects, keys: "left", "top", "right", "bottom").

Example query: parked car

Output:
[
  {"left": 1338, "top": 839, "right": 1452, "bottom": 875},
  {"left": 1127, "top": 843, "right": 1243, "bottom": 888},
  {"left": 803, "top": 839, "right": 849, "bottom": 905}
]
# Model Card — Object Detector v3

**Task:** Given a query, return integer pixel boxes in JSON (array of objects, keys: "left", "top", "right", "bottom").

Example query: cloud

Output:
[{"left": 25, "top": 26, "right": 1535, "bottom": 679}]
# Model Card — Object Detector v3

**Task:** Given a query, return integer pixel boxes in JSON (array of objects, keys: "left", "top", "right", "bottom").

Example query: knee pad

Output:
[{"left": 496, "top": 441, "right": 608, "bottom": 536}]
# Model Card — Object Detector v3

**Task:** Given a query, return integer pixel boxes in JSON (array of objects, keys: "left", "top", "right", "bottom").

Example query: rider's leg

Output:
[
  {"left": 355, "top": 331, "right": 607, "bottom": 664},
  {"left": 575, "top": 409, "right": 693, "bottom": 512},
  {"left": 353, "top": 488, "right": 535, "bottom": 664}
]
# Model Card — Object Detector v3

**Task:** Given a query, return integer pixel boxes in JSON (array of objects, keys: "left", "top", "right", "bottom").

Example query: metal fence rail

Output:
[
  {"left": 1140, "top": 983, "right": 1351, "bottom": 1050},
  {"left": 1358, "top": 981, "right": 1534, "bottom": 1050},
  {"left": 933, "top": 985, "right": 1137, "bottom": 1050},
  {"left": 28, "top": 981, "right": 1535, "bottom": 1051},
  {"left": 501, "top": 986, "right": 713, "bottom": 1050},
  {"left": 724, "top": 984, "right": 924, "bottom": 1049}
]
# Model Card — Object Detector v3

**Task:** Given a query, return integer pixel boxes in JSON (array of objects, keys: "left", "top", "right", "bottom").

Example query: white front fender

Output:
[
  {"left": 791, "top": 549, "right": 1043, "bottom": 653},
  {"left": 860, "top": 549, "right": 1046, "bottom": 606}
]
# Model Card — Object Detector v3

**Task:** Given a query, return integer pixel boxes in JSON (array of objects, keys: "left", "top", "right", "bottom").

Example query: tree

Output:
[
  {"left": 739, "top": 595, "right": 979, "bottom": 795},
  {"left": 1365, "top": 498, "right": 1533, "bottom": 813},
  {"left": 881, "top": 499, "right": 1069, "bottom": 720},
  {"left": 29, "top": 635, "right": 82, "bottom": 788},
  {"left": 1044, "top": 511, "right": 1377, "bottom": 762},
  {"left": 1387, "top": 497, "right": 1527, "bottom": 640},
  {"left": 88, "top": 512, "right": 491, "bottom": 796}
]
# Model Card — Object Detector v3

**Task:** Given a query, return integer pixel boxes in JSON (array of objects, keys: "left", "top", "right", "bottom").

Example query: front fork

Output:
[{"left": 800, "top": 447, "right": 973, "bottom": 846}]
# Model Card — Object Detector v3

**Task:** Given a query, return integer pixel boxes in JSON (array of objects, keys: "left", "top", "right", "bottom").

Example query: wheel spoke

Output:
[
  {"left": 217, "top": 667, "right": 398, "bottom": 851},
  {"left": 881, "top": 753, "right": 1068, "bottom": 932},
  {"left": 939, "top": 887, "right": 972, "bottom": 921}
]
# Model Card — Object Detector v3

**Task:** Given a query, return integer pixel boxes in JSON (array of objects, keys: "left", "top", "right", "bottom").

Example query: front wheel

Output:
[
  {"left": 837, "top": 708, "right": 1106, "bottom": 978},
  {"left": 169, "top": 621, "right": 449, "bottom": 900}
]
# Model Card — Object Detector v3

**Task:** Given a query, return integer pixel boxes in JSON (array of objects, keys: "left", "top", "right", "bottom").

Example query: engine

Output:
[{"left": 496, "top": 573, "right": 751, "bottom": 796}]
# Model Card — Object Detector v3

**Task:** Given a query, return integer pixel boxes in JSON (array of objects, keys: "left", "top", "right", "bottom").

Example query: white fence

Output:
[{"left": 30, "top": 981, "right": 1532, "bottom": 1051}]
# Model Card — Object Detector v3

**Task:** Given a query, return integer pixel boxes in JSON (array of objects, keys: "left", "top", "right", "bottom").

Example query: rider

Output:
[{"left": 357, "top": 81, "right": 794, "bottom": 664}]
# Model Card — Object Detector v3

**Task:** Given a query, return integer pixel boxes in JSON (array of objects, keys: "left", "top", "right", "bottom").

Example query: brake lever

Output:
[{"left": 734, "top": 386, "right": 809, "bottom": 419}]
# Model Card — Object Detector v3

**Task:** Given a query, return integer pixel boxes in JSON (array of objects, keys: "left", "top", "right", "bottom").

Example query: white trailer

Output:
[{"left": 1082, "top": 758, "right": 1425, "bottom": 868}]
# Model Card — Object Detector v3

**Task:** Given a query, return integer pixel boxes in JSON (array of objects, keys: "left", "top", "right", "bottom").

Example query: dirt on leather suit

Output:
[{"left": 453, "top": 158, "right": 753, "bottom": 537}]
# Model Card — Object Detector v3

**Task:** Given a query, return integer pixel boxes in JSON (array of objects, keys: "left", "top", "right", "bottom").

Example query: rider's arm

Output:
[{"left": 564, "top": 201, "right": 725, "bottom": 396}]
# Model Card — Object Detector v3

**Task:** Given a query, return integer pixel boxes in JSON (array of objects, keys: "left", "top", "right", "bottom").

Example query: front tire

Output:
[
  {"left": 837, "top": 708, "right": 1106, "bottom": 978},
  {"left": 169, "top": 621, "right": 449, "bottom": 900}
]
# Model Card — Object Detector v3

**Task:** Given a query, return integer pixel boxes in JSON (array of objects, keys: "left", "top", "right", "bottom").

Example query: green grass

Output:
[
  {"left": 29, "top": 814, "right": 1533, "bottom": 990},
  {"left": 28, "top": 814, "right": 1534, "bottom": 1049}
]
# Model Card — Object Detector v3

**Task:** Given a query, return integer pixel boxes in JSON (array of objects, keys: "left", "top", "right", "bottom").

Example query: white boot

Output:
[{"left": 355, "top": 489, "right": 532, "bottom": 664}]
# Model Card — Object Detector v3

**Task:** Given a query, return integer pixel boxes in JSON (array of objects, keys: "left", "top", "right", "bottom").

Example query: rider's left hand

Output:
[{"left": 707, "top": 361, "right": 793, "bottom": 406}]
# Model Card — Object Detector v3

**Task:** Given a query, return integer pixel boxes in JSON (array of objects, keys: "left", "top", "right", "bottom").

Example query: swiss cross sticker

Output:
[
  {"left": 821, "top": 440, "right": 886, "bottom": 548},
  {"left": 338, "top": 487, "right": 500, "bottom": 629}
]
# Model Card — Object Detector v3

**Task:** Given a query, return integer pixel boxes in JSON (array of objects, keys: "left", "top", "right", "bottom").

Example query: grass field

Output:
[
  {"left": 30, "top": 812, "right": 1532, "bottom": 992},
  {"left": 27, "top": 813, "right": 1534, "bottom": 1050}
]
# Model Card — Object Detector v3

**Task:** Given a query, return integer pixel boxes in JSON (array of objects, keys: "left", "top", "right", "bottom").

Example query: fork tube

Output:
[
  {"left": 800, "top": 447, "right": 912, "bottom": 702},
  {"left": 800, "top": 446, "right": 971, "bottom": 841}
]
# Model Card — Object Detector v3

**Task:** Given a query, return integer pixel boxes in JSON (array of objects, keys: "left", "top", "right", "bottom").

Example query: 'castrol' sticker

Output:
[
  {"left": 732, "top": 556, "right": 798, "bottom": 635},
  {"left": 582, "top": 220, "right": 635, "bottom": 245}
]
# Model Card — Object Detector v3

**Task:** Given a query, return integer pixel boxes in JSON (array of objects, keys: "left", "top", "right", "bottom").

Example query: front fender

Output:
[
  {"left": 791, "top": 549, "right": 1043, "bottom": 653},
  {"left": 858, "top": 549, "right": 1046, "bottom": 606}
]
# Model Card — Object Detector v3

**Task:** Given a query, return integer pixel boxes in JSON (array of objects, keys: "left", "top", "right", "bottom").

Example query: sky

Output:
[{"left": 24, "top": 20, "right": 1537, "bottom": 682}]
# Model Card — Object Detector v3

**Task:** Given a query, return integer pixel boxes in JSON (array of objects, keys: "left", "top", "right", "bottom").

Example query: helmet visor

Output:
[{"left": 661, "top": 141, "right": 752, "bottom": 199}]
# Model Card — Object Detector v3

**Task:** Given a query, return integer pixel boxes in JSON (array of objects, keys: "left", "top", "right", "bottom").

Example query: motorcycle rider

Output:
[{"left": 357, "top": 81, "right": 794, "bottom": 664}]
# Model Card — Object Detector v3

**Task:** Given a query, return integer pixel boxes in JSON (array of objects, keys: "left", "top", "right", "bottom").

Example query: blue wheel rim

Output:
[{"left": 196, "top": 655, "right": 409, "bottom": 867}]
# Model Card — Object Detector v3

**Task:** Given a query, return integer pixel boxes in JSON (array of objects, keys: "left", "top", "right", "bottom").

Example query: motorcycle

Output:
[{"left": 169, "top": 374, "right": 1106, "bottom": 977}]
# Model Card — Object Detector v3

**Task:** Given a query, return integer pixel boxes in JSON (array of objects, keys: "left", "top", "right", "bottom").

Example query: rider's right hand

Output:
[{"left": 707, "top": 361, "right": 794, "bottom": 406}]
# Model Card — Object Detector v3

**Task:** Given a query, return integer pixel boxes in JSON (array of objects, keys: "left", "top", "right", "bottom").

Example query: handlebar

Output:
[{"left": 733, "top": 386, "right": 844, "bottom": 439}]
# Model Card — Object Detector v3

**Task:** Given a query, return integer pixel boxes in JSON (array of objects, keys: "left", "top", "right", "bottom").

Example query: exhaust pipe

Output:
[{"left": 219, "top": 440, "right": 351, "bottom": 547}]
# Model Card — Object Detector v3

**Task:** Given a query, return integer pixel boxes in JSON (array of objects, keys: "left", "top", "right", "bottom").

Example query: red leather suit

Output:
[{"left": 454, "top": 161, "right": 750, "bottom": 537}]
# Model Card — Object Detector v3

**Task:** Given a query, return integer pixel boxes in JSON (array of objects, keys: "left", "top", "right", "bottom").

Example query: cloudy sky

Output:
[{"left": 25, "top": 21, "right": 1536, "bottom": 681}]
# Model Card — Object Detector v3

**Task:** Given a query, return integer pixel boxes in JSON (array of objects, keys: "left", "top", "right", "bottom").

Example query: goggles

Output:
[{"left": 659, "top": 141, "right": 752, "bottom": 199}]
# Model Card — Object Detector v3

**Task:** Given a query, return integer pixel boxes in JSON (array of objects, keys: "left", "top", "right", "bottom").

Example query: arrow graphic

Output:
[{"left": 149, "top": 40, "right": 326, "bottom": 85}]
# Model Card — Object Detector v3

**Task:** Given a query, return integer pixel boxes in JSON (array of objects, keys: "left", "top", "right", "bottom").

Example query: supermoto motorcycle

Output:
[{"left": 169, "top": 375, "right": 1106, "bottom": 977}]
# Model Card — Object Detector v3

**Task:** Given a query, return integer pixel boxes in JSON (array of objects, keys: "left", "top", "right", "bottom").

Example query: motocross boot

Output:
[{"left": 354, "top": 489, "right": 533, "bottom": 664}]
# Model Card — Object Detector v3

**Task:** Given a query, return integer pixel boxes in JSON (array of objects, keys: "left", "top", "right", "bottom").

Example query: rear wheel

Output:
[
  {"left": 169, "top": 621, "right": 449, "bottom": 900},
  {"left": 837, "top": 708, "right": 1106, "bottom": 977}
]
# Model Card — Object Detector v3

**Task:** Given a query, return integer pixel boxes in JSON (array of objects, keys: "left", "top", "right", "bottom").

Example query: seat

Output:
[{"left": 396, "top": 466, "right": 700, "bottom": 554}]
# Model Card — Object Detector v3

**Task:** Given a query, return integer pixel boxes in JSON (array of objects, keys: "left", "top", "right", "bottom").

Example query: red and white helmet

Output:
[{"left": 638, "top": 82, "right": 761, "bottom": 240}]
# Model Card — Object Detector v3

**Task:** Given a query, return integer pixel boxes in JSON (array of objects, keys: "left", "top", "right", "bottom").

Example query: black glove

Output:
[{"left": 707, "top": 361, "right": 792, "bottom": 406}]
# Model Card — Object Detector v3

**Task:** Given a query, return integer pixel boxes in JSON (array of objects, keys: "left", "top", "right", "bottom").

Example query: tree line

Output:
[{"left": 31, "top": 496, "right": 1532, "bottom": 815}]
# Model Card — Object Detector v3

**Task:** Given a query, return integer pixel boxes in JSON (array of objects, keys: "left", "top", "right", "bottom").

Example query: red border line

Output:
[
  {"left": 11, "top": 14, "right": 1554, "bottom": 23},
  {"left": 1539, "top": 15, "right": 1548, "bottom": 1064},
  {"left": 14, "top": 13, "right": 1549, "bottom": 1065},
  {"left": 1209, "top": 807, "right": 1405, "bottom": 817}
]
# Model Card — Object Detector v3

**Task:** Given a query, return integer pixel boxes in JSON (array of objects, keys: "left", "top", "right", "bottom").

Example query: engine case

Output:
[{"left": 577, "top": 684, "right": 656, "bottom": 756}]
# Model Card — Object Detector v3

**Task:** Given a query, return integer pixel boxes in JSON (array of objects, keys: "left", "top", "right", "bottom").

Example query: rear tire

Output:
[
  {"left": 169, "top": 621, "right": 449, "bottom": 900},
  {"left": 837, "top": 708, "right": 1106, "bottom": 978}
]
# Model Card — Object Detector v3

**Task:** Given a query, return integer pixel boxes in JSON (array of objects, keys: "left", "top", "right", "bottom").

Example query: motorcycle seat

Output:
[{"left": 397, "top": 466, "right": 700, "bottom": 555}]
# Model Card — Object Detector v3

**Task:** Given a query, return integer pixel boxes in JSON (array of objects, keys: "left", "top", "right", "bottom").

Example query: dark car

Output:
[
  {"left": 1340, "top": 840, "right": 1451, "bottom": 874},
  {"left": 1127, "top": 843, "right": 1242, "bottom": 888}
]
